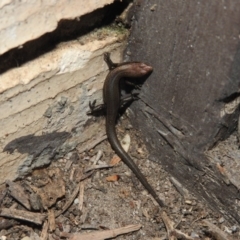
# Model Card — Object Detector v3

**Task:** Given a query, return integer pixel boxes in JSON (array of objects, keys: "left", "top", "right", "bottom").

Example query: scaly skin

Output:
[{"left": 89, "top": 53, "right": 164, "bottom": 207}]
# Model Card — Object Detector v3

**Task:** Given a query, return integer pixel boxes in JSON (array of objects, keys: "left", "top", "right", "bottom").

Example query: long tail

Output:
[{"left": 107, "top": 124, "right": 164, "bottom": 207}]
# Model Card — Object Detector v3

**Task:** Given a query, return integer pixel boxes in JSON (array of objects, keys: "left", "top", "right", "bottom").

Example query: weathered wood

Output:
[{"left": 127, "top": 0, "right": 240, "bottom": 223}]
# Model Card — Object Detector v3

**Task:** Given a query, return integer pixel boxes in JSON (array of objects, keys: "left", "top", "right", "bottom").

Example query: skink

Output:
[{"left": 89, "top": 53, "right": 164, "bottom": 207}]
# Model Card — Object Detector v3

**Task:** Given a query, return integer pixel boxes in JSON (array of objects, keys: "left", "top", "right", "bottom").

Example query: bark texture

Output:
[{"left": 126, "top": 0, "right": 240, "bottom": 223}]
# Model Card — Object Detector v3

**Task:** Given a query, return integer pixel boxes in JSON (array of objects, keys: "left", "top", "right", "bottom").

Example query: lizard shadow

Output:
[{"left": 3, "top": 131, "right": 71, "bottom": 158}]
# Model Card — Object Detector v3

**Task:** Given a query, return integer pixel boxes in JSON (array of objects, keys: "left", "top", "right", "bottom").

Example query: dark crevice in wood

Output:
[{"left": 218, "top": 92, "right": 240, "bottom": 103}]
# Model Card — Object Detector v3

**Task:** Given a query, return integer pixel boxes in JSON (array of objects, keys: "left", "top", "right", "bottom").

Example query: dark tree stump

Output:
[{"left": 126, "top": 0, "right": 240, "bottom": 223}]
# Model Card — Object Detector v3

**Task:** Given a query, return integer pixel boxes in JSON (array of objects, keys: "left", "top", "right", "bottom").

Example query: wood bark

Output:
[{"left": 127, "top": 0, "right": 240, "bottom": 223}]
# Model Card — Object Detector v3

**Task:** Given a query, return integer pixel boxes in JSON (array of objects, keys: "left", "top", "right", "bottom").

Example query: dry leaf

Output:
[
  {"left": 106, "top": 175, "right": 120, "bottom": 182},
  {"left": 110, "top": 155, "right": 121, "bottom": 166}
]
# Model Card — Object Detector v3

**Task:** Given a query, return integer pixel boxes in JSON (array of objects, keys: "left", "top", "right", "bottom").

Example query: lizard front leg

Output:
[{"left": 87, "top": 100, "right": 105, "bottom": 115}]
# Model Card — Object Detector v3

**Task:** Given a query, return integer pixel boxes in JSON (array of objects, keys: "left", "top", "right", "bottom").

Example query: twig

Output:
[
  {"left": 84, "top": 164, "right": 113, "bottom": 173},
  {"left": 0, "top": 208, "right": 46, "bottom": 225},
  {"left": 48, "top": 209, "right": 55, "bottom": 232},
  {"left": 79, "top": 171, "right": 94, "bottom": 181},
  {"left": 77, "top": 134, "right": 107, "bottom": 153},
  {"left": 61, "top": 224, "right": 142, "bottom": 240},
  {"left": 69, "top": 166, "right": 77, "bottom": 181},
  {"left": 170, "top": 177, "right": 190, "bottom": 198},
  {"left": 93, "top": 150, "right": 103, "bottom": 165},
  {"left": 79, "top": 181, "right": 85, "bottom": 211},
  {"left": 203, "top": 220, "right": 233, "bottom": 240},
  {"left": 161, "top": 211, "right": 176, "bottom": 240},
  {"left": 55, "top": 184, "right": 79, "bottom": 217},
  {"left": 161, "top": 211, "right": 194, "bottom": 240},
  {"left": 40, "top": 220, "right": 49, "bottom": 240}
]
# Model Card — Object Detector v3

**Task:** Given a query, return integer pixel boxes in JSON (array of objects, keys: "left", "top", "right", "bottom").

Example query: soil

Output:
[{"left": 0, "top": 113, "right": 239, "bottom": 240}]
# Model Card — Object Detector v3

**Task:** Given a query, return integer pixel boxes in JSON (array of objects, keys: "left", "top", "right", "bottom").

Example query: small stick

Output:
[
  {"left": 40, "top": 220, "right": 49, "bottom": 240},
  {"left": 0, "top": 208, "right": 45, "bottom": 225},
  {"left": 61, "top": 224, "right": 142, "bottom": 240},
  {"left": 161, "top": 211, "right": 194, "bottom": 240},
  {"left": 48, "top": 209, "right": 55, "bottom": 232},
  {"left": 78, "top": 181, "right": 85, "bottom": 211},
  {"left": 93, "top": 150, "right": 103, "bottom": 165},
  {"left": 77, "top": 135, "right": 107, "bottom": 153},
  {"left": 203, "top": 220, "right": 233, "bottom": 240},
  {"left": 84, "top": 164, "right": 113, "bottom": 173},
  {"left": 55, "top": 184, "right": 79, "bottom": 217}
]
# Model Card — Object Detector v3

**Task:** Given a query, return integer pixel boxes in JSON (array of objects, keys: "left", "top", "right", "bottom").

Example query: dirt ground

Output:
[{"left": 0, "top": 113, "right": 239, "bottom": 240}]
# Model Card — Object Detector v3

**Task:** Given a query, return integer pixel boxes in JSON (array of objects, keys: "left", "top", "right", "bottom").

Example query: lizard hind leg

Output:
[{"left": 120, "top": 93, "right": 139, "bottom": 107}]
